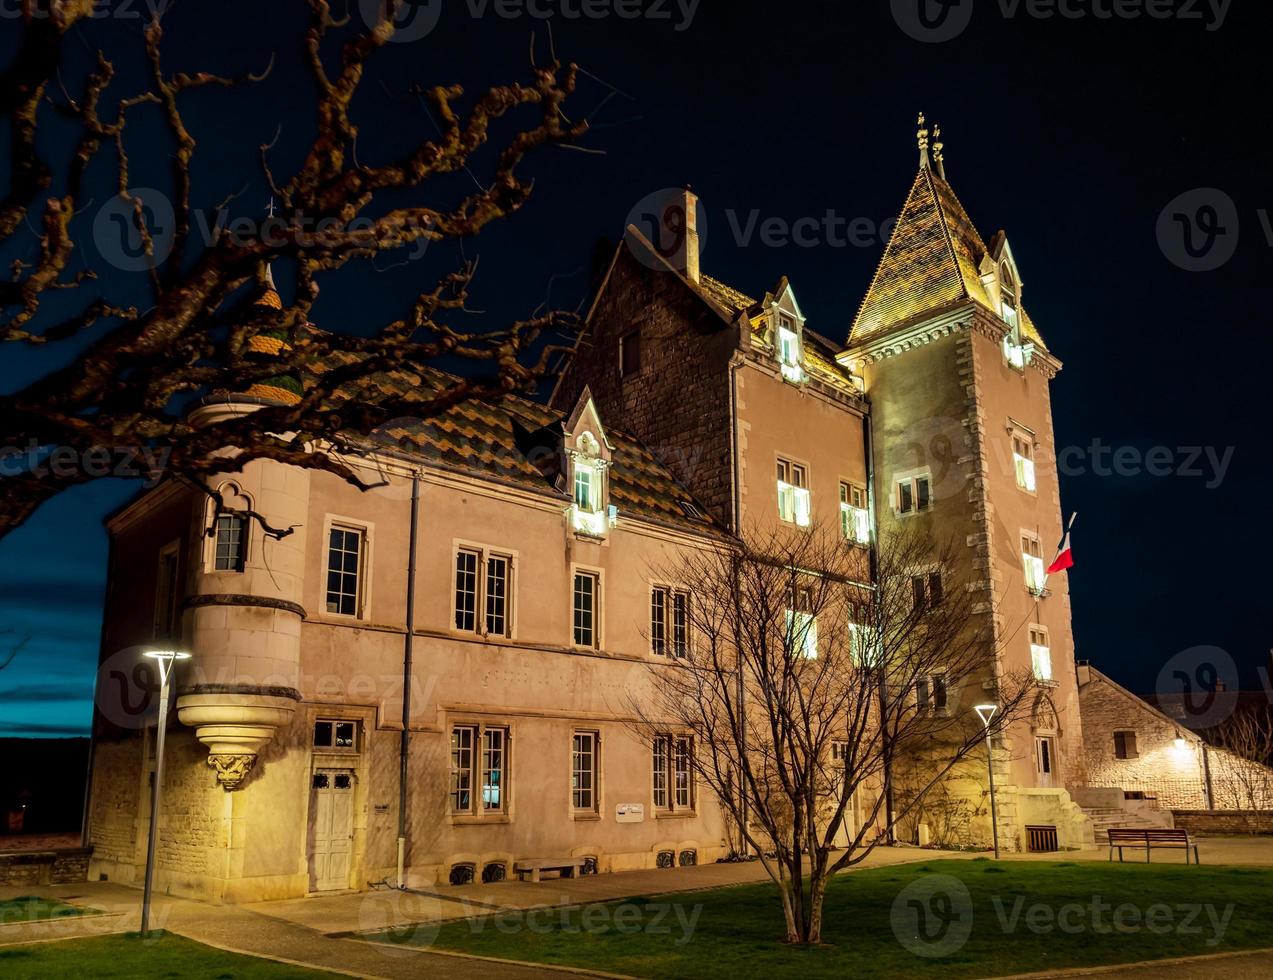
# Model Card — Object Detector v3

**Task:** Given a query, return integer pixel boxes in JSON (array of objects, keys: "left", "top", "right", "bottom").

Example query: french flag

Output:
[{"left": 1046, "top": 514, "right": 1076, "bottom": 575}]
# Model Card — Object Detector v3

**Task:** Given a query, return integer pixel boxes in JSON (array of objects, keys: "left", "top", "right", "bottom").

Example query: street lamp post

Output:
[
  {"left": 974, "top": 703, "right": 1000, "bottom": 860},
  {"left": 141, "top": 649, "right": 190, "bottom": 937}
]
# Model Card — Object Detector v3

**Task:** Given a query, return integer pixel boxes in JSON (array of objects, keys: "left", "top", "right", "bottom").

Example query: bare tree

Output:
[
  {"left": 1208, "top": 710, "right": 1273, "bottom": 818},
  {"left": 629, "top": 523, "right": 1036, "bottom": 945},
  {"left": 0, "top": 1, "right": 587, "bottom": 540}
]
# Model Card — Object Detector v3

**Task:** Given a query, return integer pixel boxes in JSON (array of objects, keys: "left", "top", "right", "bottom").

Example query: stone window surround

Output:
[
  {"left": 202, "top": 481, "right": 253, "bottom": 573},
  {"left": 448, "top": 718, "right": 514, "bottom": 825},
  {"left": 450, "top": 537, "right": 520, "bottom": 641},
  {"left": 569, "top": 563, "right": 604, "bottom": 650},
  {"left": 320, "top": 513, "right": 375, "bottom": 623}
]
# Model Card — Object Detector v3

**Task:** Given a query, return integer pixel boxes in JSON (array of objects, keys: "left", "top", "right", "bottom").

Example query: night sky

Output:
[{"left": 2, "top": 1, "right": 1270, "bottom": 737}]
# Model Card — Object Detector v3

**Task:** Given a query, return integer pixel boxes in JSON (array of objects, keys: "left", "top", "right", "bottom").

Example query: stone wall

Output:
[
  {"left": 0, "top": 848, "right": 91, "bottom": 886},
  {"left": 87, "top": 736, "right": 143, "bottom": 869},
  {"left": 1079, "top": 669, "right": 1209, "bottom": 808},
  {"left": 1172, "top": 810, "right": 1273, "bottom": 835}
]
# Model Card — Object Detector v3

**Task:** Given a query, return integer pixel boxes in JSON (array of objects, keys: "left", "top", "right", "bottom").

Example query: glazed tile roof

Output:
[
  {"left": 318, "top": 356, "right": 720, "bottom": 533},
  {"left": 698, "top": 275, "right": 757, "bottom": 315},
  {"left": 850, "top": 167, "right": 1047, "bottom": 350}
]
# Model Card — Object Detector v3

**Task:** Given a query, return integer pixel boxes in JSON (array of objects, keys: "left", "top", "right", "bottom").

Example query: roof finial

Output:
[
  {"left": 917, "top": 111, "right": 931, "bottom": 170},
  {"left": 932, "top": 123, "right": 946, "bottom": 179}
]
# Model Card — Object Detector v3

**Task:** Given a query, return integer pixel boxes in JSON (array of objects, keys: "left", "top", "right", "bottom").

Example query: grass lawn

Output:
[
  {"left": 0, "top": 931, "right": 338, "bottom": 979},
  {"left": 369, "top": 860, "right": 1273, "bottom": 978},
  {"left": 0, "top": 895, "right": 100, "bottom": 925}
]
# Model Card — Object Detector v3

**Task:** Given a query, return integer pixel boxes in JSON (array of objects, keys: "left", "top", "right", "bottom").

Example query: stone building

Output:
[
  {"left": 1078, "top": 662, "right": 1273, "bottom": 811},
  {"left": 86, "top": 120, "right": 1092, "bottom": 903}
]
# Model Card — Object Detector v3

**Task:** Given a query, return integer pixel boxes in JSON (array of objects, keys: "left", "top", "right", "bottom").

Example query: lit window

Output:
[
  {"left": 839, "top": 482, "right": 870, "bottom": 543},
  {"left": 776, "top": 315, "right": 804, "bottom": 382},
  {"left": 776, "top": 458, "right": 811, "bottom": 526},
  {"left": 313, "top": 719, "right": 357, "bottom": 751},
  {"left": 571, "top": 433, "right": 609, "bottom": 536},
  {"left": 573, "top": 570, "right": 600, "bottom": 647},
  {"left": 1022, "top": 533, "right": 1046, "bottom": 593},
  {"left": 1012, "top": 432, "right": 1037, "bottom": 492},
  {"left": 848, "top": 619, "right": 880, "bottom": 667},
  {"left": 572, "top": 731, "right": 598, "bottom": 811},
  {"left": 1000, "top": 264, "right": 1020, "bottom": 331},
  {"left": 1030, "top": 625, "right": 1052, "bottom": 681},
  {"left": 896, "top": 474, "right": 932, "bottom": 515},
  {"left": 213, "top": 514, "right": 246, "bottom": 571},
  {"left": 451, "top": 724, "right": 508, "bottom": 815},
  {"left": 785, "top": 590, "right": 819, "bottom": 660},
  {"left": 326, "top": 525, "right": 365, "bottom": 616},
  {"left": 1113, "top": 730, "right": 1138, "bottom": 760},
  {"left": 651, "top": 586, "right": 690, "bottom": 657}
]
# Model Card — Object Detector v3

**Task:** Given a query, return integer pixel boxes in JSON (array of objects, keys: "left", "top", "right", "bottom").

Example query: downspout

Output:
[
  {"left": 864, "top": 411, "right": 895, "bottom": 843},
  {"left": 728, "top": 355, "right": 747, "bottom": 857},
  {"left": 396, "top": 471, "right": 421, "bottom": 888},
  {"left": 1201, "top": 742, "right": 1215, "bottom": 811}
]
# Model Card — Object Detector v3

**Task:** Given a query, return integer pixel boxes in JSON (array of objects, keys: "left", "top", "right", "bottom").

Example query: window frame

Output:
[
  {"left": 153, "top": 538, "right": 181, "bottom": 640},
  {"left": 839, "top": 480, "right": 870, "bottom": 544},
  {"left": 1021, "top": 530, "right": 1046, "bottom": 594},
  {"left": 571, "top": 566, "right": 603, "bottom": 649},
  {"left": 894, "top": 469, "right": 933, "bottom": 516},
  {"left": 322, "top": 515, "right": 373, "bottom": 620},
  {"left": 313, "top": 717, "right": 359, "bottom": 753},
  {"left": 450, "top": 722, "right": 510, "bottom": 817},
  {"left": 1113, "top": 730, "right": 1139, "bottom": 760},
  {"left": 1029, "top": 624, "right": 1053, "bottom": 682},
  {"left": 917, "top": 673, "right": 949, "bottom": 715},
  {"left": 775, "top": 314, "right": 805, "bottom": 383},
  {"left": 571, "top": 730, "right": 600, "bottom": 813},
  {"left": 650, "top": 583, "right": 691, "bottom": 658},
  {"left": 619, "top": 330, "right": 642, "bottom": 378},
  {"left": 452, "top": 542, "right": 516, "bottom": 639},
  {"left": 1009, "top": 422, "right": 1038, "bottom": 494},
  {"left": 652, "top": 733, "right": 695, "bottom": 813},
  {"left": 776, "top": 456, "right": 812, "bottom": 527}
]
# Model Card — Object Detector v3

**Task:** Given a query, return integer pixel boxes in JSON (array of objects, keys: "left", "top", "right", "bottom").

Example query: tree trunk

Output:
[{"left": 806, "top": 871, "right": 828, "bottom": 944}]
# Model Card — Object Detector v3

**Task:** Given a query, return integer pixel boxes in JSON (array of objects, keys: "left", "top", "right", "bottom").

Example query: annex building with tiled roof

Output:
[{"left": 86, "top": 118, "right": 1095, "bottom": 902}]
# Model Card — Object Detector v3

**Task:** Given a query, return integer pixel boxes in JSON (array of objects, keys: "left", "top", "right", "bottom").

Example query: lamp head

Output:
[
  {"left": 144, "top": 649, "right": 192, "bottom": 661},
  {"left": 974, "top": 703, "right": 998, "bottom": 728}
]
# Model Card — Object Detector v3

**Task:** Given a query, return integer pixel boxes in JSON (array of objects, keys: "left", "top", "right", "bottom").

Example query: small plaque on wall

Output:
[
  {"left": 616, "top": 803, "right": 644, "bottom": 823},
  {"left": 374, "top": 804, "right": 390, "bottom": 815}
]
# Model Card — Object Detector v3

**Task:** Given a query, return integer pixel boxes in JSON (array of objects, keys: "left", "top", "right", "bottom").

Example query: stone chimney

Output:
[
  {"left": 662, "top": 186, "right": 700, "bottom": 283},
  {"left": 1075, "top": 660, "right": 1092, "bottom": 688}
]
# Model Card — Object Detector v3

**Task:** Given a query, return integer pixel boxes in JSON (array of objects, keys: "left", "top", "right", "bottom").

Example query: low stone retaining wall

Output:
[
  {"left": 1171, "top": 810, "right": 1273, "bottom": 836},
  {"left": 0, "top": 847, "right": 92, "bottom": 886}
]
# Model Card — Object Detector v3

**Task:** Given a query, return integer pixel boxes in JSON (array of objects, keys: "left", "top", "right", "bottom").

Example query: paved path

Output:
[{"left": 1005, "top": 947, "right": 1273, "bottom": 979}]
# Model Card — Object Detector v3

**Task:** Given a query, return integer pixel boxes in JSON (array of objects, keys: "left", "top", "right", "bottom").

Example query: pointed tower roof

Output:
[{"left": 849, "top": 126, "right": 1046, "bottom": 351}]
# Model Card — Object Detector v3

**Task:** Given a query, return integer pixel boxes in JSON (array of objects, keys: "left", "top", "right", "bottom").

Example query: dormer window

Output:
[
  {"left": 570, "top": 431, "right": 610, "bottom": 537},
  {"left": 775, "top": 314, "right": 805, "bottom": 383},
  {"left": 999, "top": 263, "right": 1032, "bottom": 369}
]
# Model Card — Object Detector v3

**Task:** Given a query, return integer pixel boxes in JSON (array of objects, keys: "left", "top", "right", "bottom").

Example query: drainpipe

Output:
[
  {"left": 1201, "top": 742, "right": 1215, "bottom": 811},
  {"left": 864, "top": 412, "right": 895, "bottom": 843},
  {"left": 727, "top": 356, "right": 747, "bottom": 857},
  {"left": 396, "top": 471, "right": 421, "bottom": 888}
]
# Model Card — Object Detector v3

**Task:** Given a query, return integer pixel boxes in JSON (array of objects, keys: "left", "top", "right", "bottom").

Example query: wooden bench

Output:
[
  {"left": 1107, "top": 827, "right": 1200, "bottom": 864},
  {"left": 513, "top": 857, "right": 586, "bottom": 883}
]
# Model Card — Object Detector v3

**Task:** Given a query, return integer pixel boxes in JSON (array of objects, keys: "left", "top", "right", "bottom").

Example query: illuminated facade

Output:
[{"left": 86, "top": 121, "right": 1092, "bottom": 903}]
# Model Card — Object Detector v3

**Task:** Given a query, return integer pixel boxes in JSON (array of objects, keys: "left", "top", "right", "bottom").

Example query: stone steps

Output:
[{"left": 1080, "top": 804, "right": 1174, "bottom": 842}]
